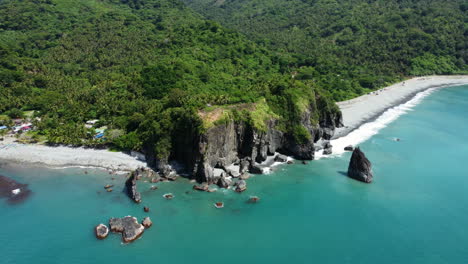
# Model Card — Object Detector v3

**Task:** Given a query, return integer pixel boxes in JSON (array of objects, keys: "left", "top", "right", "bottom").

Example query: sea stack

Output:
[
  {"left": 347, "top": 147, "right": 373, "bottom": 183},
  {"left": 125, "top": 172, "right": 142, "bottom": 203}
]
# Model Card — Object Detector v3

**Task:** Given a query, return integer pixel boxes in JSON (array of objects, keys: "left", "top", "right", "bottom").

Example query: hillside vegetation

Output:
[
  {"left": 0, "top": 0, "right": 338, "bottom": 157},
  {"left": 181, "top": 0, "right": 468, "bottom": 100}
]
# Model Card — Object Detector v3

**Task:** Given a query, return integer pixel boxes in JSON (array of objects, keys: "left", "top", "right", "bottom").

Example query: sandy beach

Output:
[
  {"left": 333, "top": 75, "right": 468, "bottom": 139},
  {"left": 0, "top": 137, "right": 147, "bottom": 171}
]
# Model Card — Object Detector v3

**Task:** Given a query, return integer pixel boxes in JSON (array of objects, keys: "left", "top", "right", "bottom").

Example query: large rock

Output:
[
  {"left": 234, "top": 180, "right": 247, "bottom": 192},
  {"left": 95, "top": 223, "right": 109, "bottom": 239},
  {"left": 125, "top": 172, "right": 141, "bottom": 203},
  {"left": 347, "top": 147, "right": 373, "bottom": 183},
  {"left": 109, "top": 216, "right": 145, "bottom": 243}
]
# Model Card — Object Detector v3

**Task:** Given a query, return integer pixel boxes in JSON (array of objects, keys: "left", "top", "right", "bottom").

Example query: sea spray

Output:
[{"left": 315, "top": 87, "right": 438, "bottom": 159}]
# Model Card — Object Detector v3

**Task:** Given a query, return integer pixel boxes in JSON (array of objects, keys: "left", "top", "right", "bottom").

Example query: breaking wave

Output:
[{"left": 315, "top": 87, "right": 438, "bottom": 159}]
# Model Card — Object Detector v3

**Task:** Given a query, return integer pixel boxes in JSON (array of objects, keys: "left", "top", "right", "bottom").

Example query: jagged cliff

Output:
[{"left": 146, "top": 97, "right": 342, "bottom": 183}]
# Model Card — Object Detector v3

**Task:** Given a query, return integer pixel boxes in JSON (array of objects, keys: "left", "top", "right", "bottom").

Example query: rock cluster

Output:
[
  {"left": 109, "top": 216, "right": 145, "bottom": 243},
  {"left": 347, "top": 147, "right": 373, "bottom": 183},
  {"left": 322, "top": 141, "right": 333, "bottom": 155}
]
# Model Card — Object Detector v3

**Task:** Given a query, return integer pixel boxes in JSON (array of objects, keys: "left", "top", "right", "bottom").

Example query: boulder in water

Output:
[
  {"left": 142, "top": 217, "right": 153, "bottom": 228},
  {"left": 344, "top": 145, "right": 354, "bottom": 151},
  {"left": 0, "top": 175, "right": 32, "bottom": 205},
  {"left": 347, "top": 147, "right": 373, "bottom": 183},
  {"left": 95, "top": 223, "right": 109, "bottom": 239}
]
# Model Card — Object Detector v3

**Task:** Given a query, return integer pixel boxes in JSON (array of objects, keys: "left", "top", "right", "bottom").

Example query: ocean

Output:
[{"left": 1, "top": 84, "right": 467, "bottom": 264}]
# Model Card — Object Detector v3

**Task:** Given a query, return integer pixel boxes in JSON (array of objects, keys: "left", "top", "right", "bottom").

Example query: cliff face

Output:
[{"left": 163, "top": 101, "right": 342, "bottom": 183}]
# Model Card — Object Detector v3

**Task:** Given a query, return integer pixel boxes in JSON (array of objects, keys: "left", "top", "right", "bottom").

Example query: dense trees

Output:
[
  {"left": 181, "top": 0, "right": 468, "bottom": 100},
  {"left": 0, "top": 0, "right": 338, "bottom": 157}
]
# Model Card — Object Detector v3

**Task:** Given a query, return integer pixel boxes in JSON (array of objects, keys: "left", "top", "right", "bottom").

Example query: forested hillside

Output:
[
  {"left": 182, "top": 0, "right": 468, "bottom": 100},
  {"left": 0, "top": 0, "right": 338, "bottom": 158}
]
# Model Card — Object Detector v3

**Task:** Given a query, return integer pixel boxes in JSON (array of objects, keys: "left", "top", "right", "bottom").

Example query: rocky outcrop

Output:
[
  {"left": 109, "top": 216, "right": 145, "bottom": 243},
  {"left": 95, "top": 224, "right": 109, "bottom": 239},
  {"left": 144, "top": 98, "right": 342, "bottom": 184},
  {"left": 125, "top": 173, "right": 141, "bottom": 203},
  {"left": 347, "top": 147, "right": 373, "bottom": 183}
]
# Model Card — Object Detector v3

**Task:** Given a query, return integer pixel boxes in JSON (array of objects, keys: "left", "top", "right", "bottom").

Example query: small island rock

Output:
[
  {"left": 109, "top": 216, "right": 145, "bottom": 243},
  {"left": 347, "top": 147, "right": 373, "bottom": 183},
  {"left": 95, "top": 223, "right": 109, "bottom": 239}
]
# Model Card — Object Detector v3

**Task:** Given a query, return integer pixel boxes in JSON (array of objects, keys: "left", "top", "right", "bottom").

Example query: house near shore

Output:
[
  {"left": 13, "top": 123, "right": 33, "bottom": 133},
  {"left": 0, "top": 126, "right": 7, "bottom": 130}
]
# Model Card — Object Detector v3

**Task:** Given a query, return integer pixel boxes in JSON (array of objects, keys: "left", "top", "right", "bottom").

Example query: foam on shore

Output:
[{"left": 315, "top": 87, "right": 438, "bottom": 159}]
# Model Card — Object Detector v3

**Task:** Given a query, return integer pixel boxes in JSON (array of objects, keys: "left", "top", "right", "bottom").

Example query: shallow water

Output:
[{"left": 1, "top": 85, "right": 468, "bottom": 264}]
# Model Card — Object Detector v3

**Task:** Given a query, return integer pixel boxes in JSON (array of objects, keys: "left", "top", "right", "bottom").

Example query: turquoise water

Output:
[{"left": 1, "top": 85, "right": 468, "bottom": 264}]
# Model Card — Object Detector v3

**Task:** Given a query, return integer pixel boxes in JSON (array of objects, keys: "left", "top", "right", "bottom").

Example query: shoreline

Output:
[
  {"left": 333, "top": 75, "right": 468, "bottom": 139},
  {"left": 0, "top": 139, "right": 147, "bottom": 172},
  {"left": 1, "top": 75, "right": 467, "bottom": 171}
]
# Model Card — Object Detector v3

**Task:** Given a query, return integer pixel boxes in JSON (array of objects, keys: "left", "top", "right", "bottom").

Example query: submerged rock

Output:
[
  {"left": 0, "top": 175, "right": 32, "bottom": 205},
  {"left": 234, "top": 180, "right": 247, "bottom": 192},
  {"left": 109, "top": 216, "right": 145, "bottom": 243},
  {"left": 193, "top": 183, "right": 210, "bottom": 192},
  {"left": 142, "top": 217, "right": 152, "bottom": 228},
  {"left": 125, "top": 172, "right": 141, "bottom": 203},
  {"left": 143, "top": 206, "right": 150, "bottom": 212},
  {"left": 347, "top": 147, "right": 373, "bottom": 183},
  {"left": 95, "top": 223, "right": 109, "bottom": 239}
]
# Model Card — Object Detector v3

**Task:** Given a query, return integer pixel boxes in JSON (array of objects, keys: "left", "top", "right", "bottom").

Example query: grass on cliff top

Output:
[{"left": 197, "top": 98, "right": 278, "bottom": 132}]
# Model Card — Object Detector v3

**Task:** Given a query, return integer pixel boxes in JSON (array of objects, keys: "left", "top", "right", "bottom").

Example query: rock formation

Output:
[
  {"left": 347, "top": 147, "right": 373, "bottom": 183},
  {"left": 109, "top": 216, "right": 145, "bottom": 243},
  {"left": 95, "top": 223, "right": 109, "bottom": 239},
  {"left": 142, "top": 98, "right": 342, "bottom": 184},
  {"left": 125, "top": 172, "right": 141, "bottom": 203}
]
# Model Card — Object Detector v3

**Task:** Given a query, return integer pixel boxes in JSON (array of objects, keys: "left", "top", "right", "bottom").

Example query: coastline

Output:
[
  {"left": 333, "top": 75, "right": 468, "bottom": 139},
  {"left": 0, "top": 137, "right": 147, "bottom": 171},
  {"left": 1, "top": 75, "right": 467, "bottom": 171}
]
